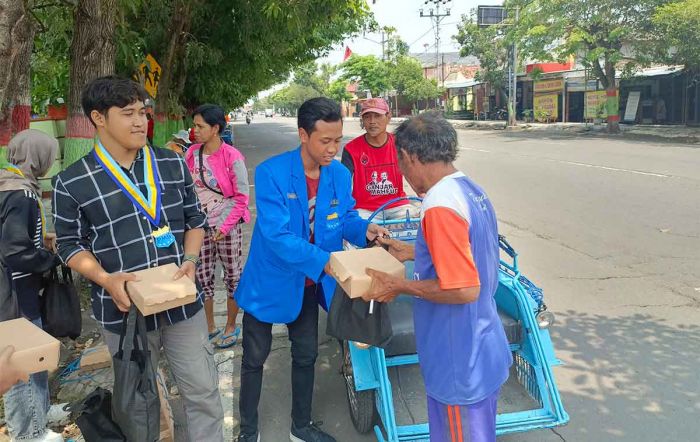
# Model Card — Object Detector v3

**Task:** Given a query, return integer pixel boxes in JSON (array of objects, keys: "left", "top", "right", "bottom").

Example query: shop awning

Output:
[
  {"left": 626, "top": 65, "right": 685, "bottom": 78},
  {"left": 444, "top": 79, "right": 481, "bottom": 89}
]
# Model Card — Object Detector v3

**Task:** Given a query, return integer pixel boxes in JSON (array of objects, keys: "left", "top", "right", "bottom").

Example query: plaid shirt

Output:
[{"left": 52, "top": 146, "right": 206, "bottom": 333}]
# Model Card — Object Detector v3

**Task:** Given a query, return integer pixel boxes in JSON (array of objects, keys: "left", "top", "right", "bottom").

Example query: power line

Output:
[
  {"left": 408, "top": 27, "right": 435, "bottom": 47},
  {"left": 408, "top": 20, "right": 462, "bottom": 49}
]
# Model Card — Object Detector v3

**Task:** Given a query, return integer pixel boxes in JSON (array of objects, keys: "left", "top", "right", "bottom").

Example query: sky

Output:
[
  {"left": 321, "top": 0, "right": 487, "bottom": 64},
  {"left": 258, "top": 0, "right": 493, "bottom": 98}
]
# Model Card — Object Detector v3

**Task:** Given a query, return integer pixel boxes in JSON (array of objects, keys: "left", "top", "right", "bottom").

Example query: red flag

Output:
[{"left": 343, "top": 46, "right": 353, "bottom": 61}]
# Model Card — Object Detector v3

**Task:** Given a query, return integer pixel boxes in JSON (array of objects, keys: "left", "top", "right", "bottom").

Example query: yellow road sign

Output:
[{"left": 138, "top": 54, "right": 162, "bottom": 98}]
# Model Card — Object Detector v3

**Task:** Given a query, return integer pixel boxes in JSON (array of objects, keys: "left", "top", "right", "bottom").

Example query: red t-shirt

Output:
[
  {"left": 342, "top": 133, "right": 406, "bottom": 211},
  {"left": 147, "top": 118, "right": 154, "bottom": 139},
  {"left": 305, "top": 175, "right": 320, "bottom": 287}
]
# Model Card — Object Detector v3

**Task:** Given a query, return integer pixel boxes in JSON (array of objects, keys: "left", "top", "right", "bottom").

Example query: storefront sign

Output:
[
  {"left": 534, "top": 94, "right": 559, "bottom": 121},
  {"left": 623, "top": 91, "right": 641, "bottom": 122},
  {"left": 534, "top": 79, "right": 564, "bottom": 93},
  {"left": 585, "top": 90, "right": 608, "bottom": 119},
  {"left": 568, "top": 79, "right": 599, "bottom": 92}
]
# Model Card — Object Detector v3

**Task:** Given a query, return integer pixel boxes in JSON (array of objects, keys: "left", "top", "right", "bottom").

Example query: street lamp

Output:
[{"left": 477, "top": 5, "right": 519, "bottom": 127}]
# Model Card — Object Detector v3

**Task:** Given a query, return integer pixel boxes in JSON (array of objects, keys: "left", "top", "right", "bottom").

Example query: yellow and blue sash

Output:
[
  {"left": 93, "top": 141, "right": 162, "bottom": 226},
  {"left": 93, "top": 141, "right": 173, "bottom": 248},
  {"left": 2, "top": 164, "right": 46, "bottom": 239}
]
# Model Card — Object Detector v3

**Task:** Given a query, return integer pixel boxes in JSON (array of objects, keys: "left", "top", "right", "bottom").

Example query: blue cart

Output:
[{"left": 341, "top": 198, "right": 569, "bottom": 441}]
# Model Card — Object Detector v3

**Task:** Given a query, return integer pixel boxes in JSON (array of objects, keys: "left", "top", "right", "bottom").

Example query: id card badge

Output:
[{"left": 152, "top": 225, "right": 176, "bottom": 248}]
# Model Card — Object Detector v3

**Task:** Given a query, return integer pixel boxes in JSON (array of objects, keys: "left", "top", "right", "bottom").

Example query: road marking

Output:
[
  {"left": 459, "top": 147, "right": 670, "bottom": 178},
  {"left": 546, "top": 159, "right": 669, "bottom": 178}
]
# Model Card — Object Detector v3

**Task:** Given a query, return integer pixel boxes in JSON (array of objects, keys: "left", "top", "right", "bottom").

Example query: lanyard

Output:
[{"left": 93, "top": 141, "right": 162, "bottom": 226}]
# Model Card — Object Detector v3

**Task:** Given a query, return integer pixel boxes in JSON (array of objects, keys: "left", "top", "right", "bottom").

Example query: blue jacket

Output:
[{"left": 235, "top": 147, "right": 369, "bottom": 323}]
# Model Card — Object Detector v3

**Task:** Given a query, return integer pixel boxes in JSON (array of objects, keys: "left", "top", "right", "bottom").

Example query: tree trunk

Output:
[
  {"left": 0, "top": 0, "right": 35, "bottom": 152},
  {"left": 63, "top": 0, "right": 118, "bottom": 168},
  {"left": 604, "top": 61, "right": 619, "bottom": 134},
  {"left": 153, "top": 0, "right": 192, "bottom": 147}
]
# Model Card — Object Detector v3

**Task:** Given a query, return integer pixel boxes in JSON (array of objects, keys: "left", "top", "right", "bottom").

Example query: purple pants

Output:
[{"left": 427, "top": 388, "right": 499, "bottom": 442}]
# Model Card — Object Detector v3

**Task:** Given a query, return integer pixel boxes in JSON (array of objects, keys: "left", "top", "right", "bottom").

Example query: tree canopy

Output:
[
  {"left": 340, "top": 54, "right": 391, "bottom": 97},
  {"left": 455, "top": 14, "right": 508, "bottom": 91},
  {"left": 457, "top": 0, "right": 671, "bottom": 131},
  {"left": 652, "top": 0, "right": 700, "bottom": 72},
  {"left": 29, "top": 0, "right": 374, "bottom": 115}
]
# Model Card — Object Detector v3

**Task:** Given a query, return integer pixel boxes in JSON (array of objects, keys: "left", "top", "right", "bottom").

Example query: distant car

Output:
[{"left": 265, "top": 109, "right": 274, "bottom": 118}]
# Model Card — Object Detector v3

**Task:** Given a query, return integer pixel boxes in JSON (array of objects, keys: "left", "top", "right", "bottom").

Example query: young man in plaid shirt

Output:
[{"left": 52, "top": 76, "right": 224, "bottom": 441}]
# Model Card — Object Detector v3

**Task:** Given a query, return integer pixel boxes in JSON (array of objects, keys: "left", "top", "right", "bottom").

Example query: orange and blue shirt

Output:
[{"left": 413, "top": 171, "right": 512, "bottom": 405}]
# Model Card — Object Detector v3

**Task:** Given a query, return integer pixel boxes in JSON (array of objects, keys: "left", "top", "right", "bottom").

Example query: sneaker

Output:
[
  {"left": 290, "top": 421, "right": 336, "bottom": 442},
  {"left": 12, "top": 429, "right": 64, "bottom": 442},
  {"left": 236, "top": 433, "right": 260, "bottom": 442}
]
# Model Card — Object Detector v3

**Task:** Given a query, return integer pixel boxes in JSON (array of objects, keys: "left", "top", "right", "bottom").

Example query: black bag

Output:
[
  {"left": 65, "top": 387, "right": 126, "bottom": 442},
  {"left": 111, "top": 306, "right": 160, "bottom": 442},
  {"left": 41, "top": 265, "right": 82, "bottom": 339},
  {"left": 0, "top": 264, "right": 19, "bottom": 321},
  {"left": 326, "top": 285, "right": 393, "bottom": 348}
]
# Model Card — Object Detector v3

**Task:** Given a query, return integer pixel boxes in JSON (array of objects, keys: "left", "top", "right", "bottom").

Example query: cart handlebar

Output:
[{"left": 368, "top": 196, "right": 423, "bottom": 223}]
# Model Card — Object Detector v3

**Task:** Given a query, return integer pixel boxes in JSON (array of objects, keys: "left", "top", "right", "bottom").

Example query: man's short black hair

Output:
[
  {"left": 81, "top": 76, "right": 149, "bottom": 127},
  {"left": 394, "top": 111, "right": 458, "bottom": 164},
  {"left": 193, "top": 104, "right": 226, "bottom": 134},
  {"left": 297, "top": 97, "right": 342, "bottom": 135}
]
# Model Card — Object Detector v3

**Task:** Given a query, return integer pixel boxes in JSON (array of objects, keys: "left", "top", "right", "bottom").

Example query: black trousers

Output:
[{"left": 239, "top": 285, "right": 319, "bottom": 435}]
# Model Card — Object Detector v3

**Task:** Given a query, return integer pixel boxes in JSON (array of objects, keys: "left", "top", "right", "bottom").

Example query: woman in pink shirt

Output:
[{"left": 186, "top": 104, "right": 250, "bottom": 348}]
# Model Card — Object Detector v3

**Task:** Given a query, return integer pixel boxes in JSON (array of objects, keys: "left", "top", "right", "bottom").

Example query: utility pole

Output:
[
  {"left": 509, "top": 7, "right": 519, "bottom": 127},
  {"left": 477, "top": 4, "right": 518, "bottom": 126},
  {"left": 420, "top": 0, "right": 451, "bottom": 108},
  {"left": 362, "top": 29, "right": 388, "bottom": 61}
]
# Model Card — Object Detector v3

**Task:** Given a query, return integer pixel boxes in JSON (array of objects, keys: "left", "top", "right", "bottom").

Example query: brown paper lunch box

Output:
[
  {"left": 328, "top": 247, "right": 405, "bottom": 298},
  {"left": 126, "top": 263, "right": 197, "bottom": 315},
  {"left": 0, "top": 318, "right": 60, "bottom": 374}
]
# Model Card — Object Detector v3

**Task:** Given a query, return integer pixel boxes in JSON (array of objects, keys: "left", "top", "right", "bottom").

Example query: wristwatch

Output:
[{"left": 183, "top": 254, "right": 201, "bottom": 267}]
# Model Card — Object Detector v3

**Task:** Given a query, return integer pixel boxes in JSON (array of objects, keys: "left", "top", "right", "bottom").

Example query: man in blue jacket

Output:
[{"left": 235, "top": 97, "right": 389, "bottom": 442}]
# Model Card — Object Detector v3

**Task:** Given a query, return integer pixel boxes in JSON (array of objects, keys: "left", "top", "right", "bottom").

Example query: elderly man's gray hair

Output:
[{"left": 394, "top": 111, "right": 458, "bottom": 164}]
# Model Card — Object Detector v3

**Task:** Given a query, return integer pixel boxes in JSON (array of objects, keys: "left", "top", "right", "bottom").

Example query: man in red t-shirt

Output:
[{"left": 341, "top": 98, "right": 418, "bottom": 220}]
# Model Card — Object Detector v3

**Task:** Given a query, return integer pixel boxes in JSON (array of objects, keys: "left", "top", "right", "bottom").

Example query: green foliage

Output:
[
  {"left": 506, "top": 0, "right": 669, "bottom": 131},
  {"left": 387, "top": 55, "right": 441, "bottom": 103},
  {"left": 652, "top": 0, "right": 700, "bottom": 71},
  {"left": 268, "top": 83, "right": 322, "bottom": 115},
  {"left": 404, "top": 77, "right": 442, "bottom": 104},
  {"left": 455, "top": 12, "right": 509, "bottom": 90},
  {"left": 30, "top": 4, "right": 72, "bottom": 115},
  {"left": 180, "top": 0, "right": 373, "bottom": 109},
  {"left": 383, "top": 26, "right": 409, "bottom": 62},
  {"left": 30, "top": 0, "right": 372, "bottom": 115},
  {"left": 341, "top": 54, "right": 391, "bottom": 96},
  {"left": 534, "top": 108, "right": 552, "bottom": 123},
  {"left": 388, "top": 55, "right": 423, "bottom": 95},
  {"left": 512, "top": 0, "right": 667, "bottom": 87},
  {"left": 328, "top": 78, "right": 352, "bottom": 103},
  {"left": 292, "top": 61, "right": 335, "bottom": 96}
]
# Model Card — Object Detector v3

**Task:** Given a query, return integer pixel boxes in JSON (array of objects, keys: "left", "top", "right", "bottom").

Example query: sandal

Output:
[
  {"left": 215, "top": 327, "right": 241, "bottom": 349},
  {"left": 208, "top": 328, "right": 222, "bottom": 341}
]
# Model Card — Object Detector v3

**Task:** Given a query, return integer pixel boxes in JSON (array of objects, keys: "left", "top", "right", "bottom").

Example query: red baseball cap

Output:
[{"left": 360, "top": 98, "right": 390, "bottom": 116}]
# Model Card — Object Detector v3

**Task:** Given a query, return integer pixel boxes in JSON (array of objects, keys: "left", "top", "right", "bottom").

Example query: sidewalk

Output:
[
  {"left": 451, "top": 120, "right": 700, "bottom": 144},
  {"left": 344, "top": 115, "right": 700, "bottom": 144}
]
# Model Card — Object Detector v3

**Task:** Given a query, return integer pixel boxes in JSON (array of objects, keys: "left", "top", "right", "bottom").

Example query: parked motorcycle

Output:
[{"left": 493, "top": 108, "right": 508, "bottom": 120}]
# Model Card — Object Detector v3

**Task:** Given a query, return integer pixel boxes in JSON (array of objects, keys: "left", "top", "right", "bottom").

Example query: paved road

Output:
[{"left": 225, "top": 116, "right": 700, "bottom": 442}]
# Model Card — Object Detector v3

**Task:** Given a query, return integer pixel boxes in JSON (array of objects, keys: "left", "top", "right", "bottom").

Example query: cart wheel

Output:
[{"left": 342, "top": 341, "right": 379, "bottom": 433}]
